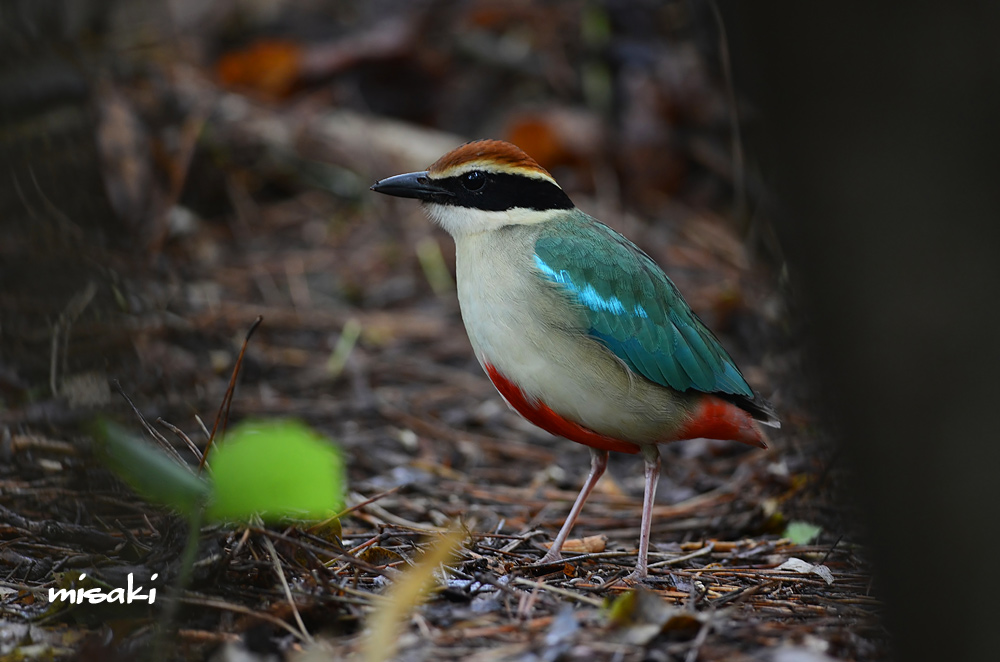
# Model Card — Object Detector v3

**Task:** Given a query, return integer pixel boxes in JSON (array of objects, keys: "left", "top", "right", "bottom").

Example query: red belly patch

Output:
[
  {"left": 674, "top": 396, "right": 767, "bottom": 448},
  {"left": 484, "top": 363, "right": 641, "bottom": 454}
]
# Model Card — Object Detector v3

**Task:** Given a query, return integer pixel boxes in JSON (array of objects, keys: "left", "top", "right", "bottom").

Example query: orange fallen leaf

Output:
[{"left": 217, "top": 40, "right": 303, "bottom": 98}]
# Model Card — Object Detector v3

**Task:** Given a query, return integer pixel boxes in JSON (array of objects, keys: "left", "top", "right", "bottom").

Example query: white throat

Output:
[{"left": 425, "top": 203, "right": 567, "bottom": 238}]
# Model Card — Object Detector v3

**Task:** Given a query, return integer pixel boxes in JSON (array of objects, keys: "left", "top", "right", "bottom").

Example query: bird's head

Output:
[{"left": 370, "top": 139, "right": 574, "bottom": 237}]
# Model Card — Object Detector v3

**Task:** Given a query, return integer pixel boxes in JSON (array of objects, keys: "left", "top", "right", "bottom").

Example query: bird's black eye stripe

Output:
[{"left": 435, "top": 171, "right": 574, "bottom": 212}]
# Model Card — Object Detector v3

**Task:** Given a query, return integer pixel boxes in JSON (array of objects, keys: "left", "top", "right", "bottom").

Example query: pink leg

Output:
[
  {"left": 538, "top": 448, "right": 608, "bottom": 564},
  {"left": 628, "top": 445, "right": 661, "bottom": 580}
]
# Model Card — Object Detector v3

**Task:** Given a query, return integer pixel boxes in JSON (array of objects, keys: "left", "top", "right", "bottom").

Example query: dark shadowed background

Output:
[{"left": 730, "top": 2, "right": 1000, "bottom": 661}]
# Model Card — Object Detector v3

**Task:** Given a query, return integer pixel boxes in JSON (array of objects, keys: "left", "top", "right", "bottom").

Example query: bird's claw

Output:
[
  {"left": 623, "top": 570, "right": 649, "bottom": 584},
  {"left": 531, "top": 553, "right": 563, "bottom": 568}
]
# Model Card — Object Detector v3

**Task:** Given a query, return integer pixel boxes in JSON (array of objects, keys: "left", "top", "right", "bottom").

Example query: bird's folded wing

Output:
[{"left": 532, "top": 219, "right": 753, "bottom": 398}]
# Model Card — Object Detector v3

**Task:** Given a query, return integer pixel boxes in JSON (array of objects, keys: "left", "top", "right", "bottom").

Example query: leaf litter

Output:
[{"left": 0, "top": 1, "right": 888, "bottom": 660}]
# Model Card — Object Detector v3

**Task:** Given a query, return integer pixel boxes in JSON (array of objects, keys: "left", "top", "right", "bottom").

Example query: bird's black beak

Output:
[{"left": 370, "top": 171, "right": 454, "bottom": 202}]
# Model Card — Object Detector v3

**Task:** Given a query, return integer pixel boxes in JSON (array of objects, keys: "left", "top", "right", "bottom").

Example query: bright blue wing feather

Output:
[{"left": 533, "top": 218, "right": 754, "bottom": 398}]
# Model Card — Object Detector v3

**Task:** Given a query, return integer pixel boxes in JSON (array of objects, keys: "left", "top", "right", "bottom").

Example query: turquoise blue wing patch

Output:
[{"left": 533, "top": 219, "right": 753, "bottom": 398}]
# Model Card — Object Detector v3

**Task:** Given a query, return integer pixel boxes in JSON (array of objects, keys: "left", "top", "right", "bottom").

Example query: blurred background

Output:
[
  {"left": 8, "top": 0, "right": 995, "bottom": 660},
  {"left": 1, "top": 0, "right": 788, "bottom": 406}
]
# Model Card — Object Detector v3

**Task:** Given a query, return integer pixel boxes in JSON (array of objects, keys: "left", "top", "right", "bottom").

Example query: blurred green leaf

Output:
[
  {"left": 605, "top": 589, "right": 640, "bottom": 627},
  {"left": 604, "top": 589, "right": 700, "bottom": 646},
  {"left": 206, "top": 419, "right": 345, "bottom": 522},
  {"left": 94, "top": 419, "right": 209, "bottom": 517},
  {"left": 783, "top": 520, "right": 822, "bottom": 545},
  {"left": 327, "top": 317, "right": 362, "bottom": 378}
]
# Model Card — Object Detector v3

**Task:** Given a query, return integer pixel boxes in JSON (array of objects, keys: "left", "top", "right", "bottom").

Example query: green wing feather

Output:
[{"left": 533, "top": 218, "right": 754, "bottom": 398}]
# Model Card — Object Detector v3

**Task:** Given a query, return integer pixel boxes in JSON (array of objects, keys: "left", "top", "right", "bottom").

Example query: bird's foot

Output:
[
  {"left": 623, "top": 567, "right": 649, "bottom": 584},
  {"left": 533, "top": 550, "right": 563, "bottom": 566}
]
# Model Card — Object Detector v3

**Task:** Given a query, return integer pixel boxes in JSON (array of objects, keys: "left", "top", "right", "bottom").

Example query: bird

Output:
[{"left": 371, "top": 139, "right": 778, "bottom": 579}]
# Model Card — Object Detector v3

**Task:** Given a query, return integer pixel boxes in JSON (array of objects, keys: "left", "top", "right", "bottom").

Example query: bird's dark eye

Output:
[{"left": 462, "top": 170, "right": 486, "bottom": 191}]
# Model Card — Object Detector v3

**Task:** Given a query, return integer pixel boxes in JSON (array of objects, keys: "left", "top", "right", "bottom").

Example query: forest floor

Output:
[{"left": 1, "top": 2, "right": 889, "bottom": 660}]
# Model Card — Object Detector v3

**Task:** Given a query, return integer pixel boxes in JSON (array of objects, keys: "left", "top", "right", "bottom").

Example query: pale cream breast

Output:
[{"left": 452, "top": 225, "right": 692, "bottom": 444}]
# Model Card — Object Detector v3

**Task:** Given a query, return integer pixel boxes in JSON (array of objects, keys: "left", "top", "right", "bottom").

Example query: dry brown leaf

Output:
[
  {"left": 543, "top": 534, "right": 606, "bottom": 554},
  {"left": 358, "top": 545, "right": 405, "bottom": 568}
]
